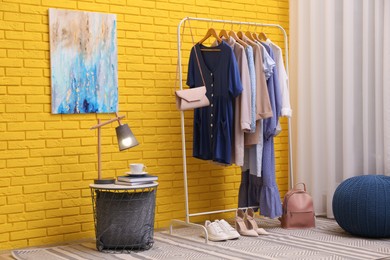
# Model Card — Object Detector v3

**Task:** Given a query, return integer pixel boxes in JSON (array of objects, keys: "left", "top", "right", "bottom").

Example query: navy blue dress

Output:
[{"left": 186, "top": 42, "right": 242, "bottom": 165}]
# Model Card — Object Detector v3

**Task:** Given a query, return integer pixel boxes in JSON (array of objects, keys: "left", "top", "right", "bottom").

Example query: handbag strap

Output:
[
  {"left": 175, "top": 18, "right": 208, "bottom": 90},
  {"left": 174, "top": 22, "right": 186, "bottom": 91},
  {"left": 187, "top": 19, "right": 207, "bottom": 87},
  {"left": 293, "top": 183, "right": 306, "bottom": 191}
]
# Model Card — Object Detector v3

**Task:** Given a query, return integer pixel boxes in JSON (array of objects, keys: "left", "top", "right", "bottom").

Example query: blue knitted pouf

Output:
[{"left": 332, "top": 175, "right": 390, "bottom": 238}]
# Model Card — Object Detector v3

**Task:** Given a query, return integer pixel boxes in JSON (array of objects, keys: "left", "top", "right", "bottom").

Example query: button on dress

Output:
[{"left": 186, "top": 41, "right": 243, "bottom": 165}]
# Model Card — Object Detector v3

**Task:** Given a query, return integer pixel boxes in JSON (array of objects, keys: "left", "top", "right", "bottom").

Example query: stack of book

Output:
[{"left": 115, "top": 174, "right": 158, "bottom": 186}]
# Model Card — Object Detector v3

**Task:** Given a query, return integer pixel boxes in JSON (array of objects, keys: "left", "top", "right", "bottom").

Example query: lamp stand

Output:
[
  {"left": 90, "top": 113, "right": 138, "bottom": 184},
  {"left": 94, "top": 120, "right": 115, "bottom": 184},
  {"left": 92, "top": 117, "right": 124, "bottom": 184}
]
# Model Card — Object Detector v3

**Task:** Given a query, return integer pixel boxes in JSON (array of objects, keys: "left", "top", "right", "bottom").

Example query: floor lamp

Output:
[{"left": 90, "top": 112, "right": 139, "bottom": 184}]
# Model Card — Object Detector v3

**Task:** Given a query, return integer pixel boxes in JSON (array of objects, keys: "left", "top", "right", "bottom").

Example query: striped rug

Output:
[{"left": 12, "top": 218, "right": 390, "bottom": 260}]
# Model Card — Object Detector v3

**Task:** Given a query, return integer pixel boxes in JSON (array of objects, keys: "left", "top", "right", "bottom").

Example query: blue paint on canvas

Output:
[{"left": 49, "top": 9, "right": 118, "bottom": 114}]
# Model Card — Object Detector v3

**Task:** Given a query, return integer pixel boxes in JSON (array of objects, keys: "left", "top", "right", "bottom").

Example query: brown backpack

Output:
[{"left": 280, "top": 183, "right": 316, "bottom": 229}]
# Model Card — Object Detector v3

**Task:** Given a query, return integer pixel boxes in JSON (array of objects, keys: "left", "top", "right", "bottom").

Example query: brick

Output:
[
  {"left": 23, "top": 183, "right": 60, "bottom": 194},
  {"left": 0, "top": 178, "right": 11, "bottom": 187},
  {"left": 42, "top": 0, "right": 77, "bottom": 8},
  {"left": 80, "top": 205, "right": 93, "bottom": 215},
  {"left": 1, "top": 204, "right": 24, "bottom": 214},
  {"left": 6, "top": 68, "right": 43, "bottom": 77},
  {"left": 11, "top": 176, "right": 46, "bottom": 187},
  {"left": 62, "top": 130, "right": 93, "bottom": 139},
  {"left": 7, "top": 49, "right": 45, "bottom": 58},
  {"left": 7, "top": 193, "right": 44, "bottom": 205},
  {"left": 8, "top": 86, "right": 44, "bottom": 95},
  {"left": 141, "top": 8, "right": 168, "bottom": 18},
  {"left": 62, "top": 198, "right": 92, "bottom": 208},
  {"left": 45, "top": 190, "right": 81, "bottom": 201},
  {"left": 110, "top": 5, "right": 140, "bottom": 14},
  {"left": 26, "top": 165, "right": 60, "bottom": 175},
  {"left": 48, "top": 173, "right": 82, "bottom": 184},
  {"left": 5, "top": 31, "right": 42, "bottom": 41},
  {"left": 26, "top": 200, "right": 61, "bottom": 212},
  {"left": 0, "top": 96, "right": 25, "bottom": 105},
  {"left": 5, "top": 0, "right": 41, "bottom": 4},
  {"left": 6, "top": 104, "right": 43, "bottom": 112},
  {"left": 0, "top": 240, "right": 28, "bottom": 251},
  {"left": 7, "top": 122, "right": 44, "bottom": 131},
  {"left": 62, "top": 215, "right": 91, "bottom": 225},
  {"left": 64, "top": 231, "right": 94, "bottom": 242},
  {"left": 3, "top": 12, "right": 41, "bottom": 23},
  {"left": 0, "top": 131, "right": 25, "bottom": 142},
  {"left": 23, "top": 42, "right": 49, "bottom": 52},
  {"left": 11, "top": 228, "right": 46, "bottom": 240},
  {"left": 63, "top": 146, "right": 94, "bottom": 156},
  {"left": 77, "top": 2, "right": 110, "bottom": 12},
  {"left": 30, "top": 147, "right": 64, "bottom": 157},
  {"left": 0, "top": 214, "right": 6, "bottom": 224},
  {"left": 0, "top": 2, "right": 19, "bottom": 11},
  {"left": 46, "top": 208, "right": 79, "bottom": 218},
  {"left": 45, "top": 121, "right": 79, "bottom": 130},
  {"left": 26, "top": 130, "right": 62, "bottom": 140},
  {"left": 24, "top": 59, "right": 49, "bottom": 68},
  {"left": 44, "top": 156, "right": 79, "bottom": 166},
  {"left": 0, "top": 58, "right": 23, "bottom": 67},
  {"left": 0, "top": 20, "right": 24, "bottom": 31},
  {"left": 8, "top": 140, "right": 45, "bottom": 149},
  {"left": 28, "top": 235, "right": 63, "bottom": 247},
  {"left": 0, "top": 76, "right": 21, "bottom": 85},
  {"left": 47, "top": 224, "right": 81, "bottom": 236},
  {"left": 0, "top": 149, "right": 28, "bottom": 159},
  {"left": 28, "top": 218, "right": 62, "bottom": 229}
]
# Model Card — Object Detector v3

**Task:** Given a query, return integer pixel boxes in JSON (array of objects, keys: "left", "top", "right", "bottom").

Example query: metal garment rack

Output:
[{"left": 169, "top": 17, "right": 293, "bottom": 243}]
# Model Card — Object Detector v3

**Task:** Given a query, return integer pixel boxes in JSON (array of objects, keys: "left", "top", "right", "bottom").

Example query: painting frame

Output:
[{"left": 49, "top": 8, "right": 118, "bottom": 114}]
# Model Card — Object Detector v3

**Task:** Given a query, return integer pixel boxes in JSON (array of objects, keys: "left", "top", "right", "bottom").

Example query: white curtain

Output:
[{"left": 289, "top": 0, "right": 390, "bottom": 217}]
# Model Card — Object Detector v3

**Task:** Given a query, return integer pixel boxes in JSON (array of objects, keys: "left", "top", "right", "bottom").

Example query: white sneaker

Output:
[
  {"left": 202, "top": 220, "right": 230, "bottom": 241},
  {"left": 216, "top": 219, "right": 241, "bottom": 240}
]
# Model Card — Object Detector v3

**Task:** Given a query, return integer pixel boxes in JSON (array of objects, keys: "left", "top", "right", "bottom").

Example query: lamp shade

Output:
[{"left": 115, "top": 124, "right": 139, "bottom": 151}]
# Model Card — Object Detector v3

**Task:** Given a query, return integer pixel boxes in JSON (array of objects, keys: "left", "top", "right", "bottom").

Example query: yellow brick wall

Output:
[{"left": 0, "top": 0, "right": 289, "bottom": 250}]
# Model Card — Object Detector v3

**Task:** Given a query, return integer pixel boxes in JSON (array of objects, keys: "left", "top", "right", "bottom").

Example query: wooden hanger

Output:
[
  {"left": 259, "top": 32, "right": 268, "bottom": 41},
  {"left": 228, "top": 30, "right": 248, "bottom": 48},
  {"left": 252, "top": 32, "right": 261, "bottom": 42},
  {"left": 198, "top": 28, "right": 222, "bottom": 51},
  {"left": 245, "top": 31, "right": 255, "bottom": 41},
  {"left": 219, "top": 29, "right": 230, "bottom": 40},
  {"left": 237, "top": 31, "right": 244, "bottom": 39}
]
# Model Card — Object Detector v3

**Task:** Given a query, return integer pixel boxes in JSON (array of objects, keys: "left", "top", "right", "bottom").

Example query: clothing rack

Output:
[{"left": 169, "top": 17, "right": 293, "bottom": 243}]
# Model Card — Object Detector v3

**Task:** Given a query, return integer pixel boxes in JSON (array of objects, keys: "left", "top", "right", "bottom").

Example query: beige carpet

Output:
[{"left": 11, "top": 218, "right": 390, "bottom": 260}]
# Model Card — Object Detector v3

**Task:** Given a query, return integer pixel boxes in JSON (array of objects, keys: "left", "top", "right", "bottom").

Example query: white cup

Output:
[{"left": 130, "top": 163, "right": 146, "bottom": 174}]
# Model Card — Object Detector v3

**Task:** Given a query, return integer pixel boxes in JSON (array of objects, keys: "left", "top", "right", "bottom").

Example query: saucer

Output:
[{"left": 126, "top": 171, "right": 148, "bottom": 176}]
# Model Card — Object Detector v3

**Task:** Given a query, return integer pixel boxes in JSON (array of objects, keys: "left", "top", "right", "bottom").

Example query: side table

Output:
[{"left": 90, "top": 182, "right": 158, "bottom": 252}]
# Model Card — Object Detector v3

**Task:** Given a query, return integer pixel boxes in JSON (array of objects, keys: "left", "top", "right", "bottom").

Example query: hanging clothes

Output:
[
  {"left": 187, "top": 41, "right": 243, "bottom": 165},
  {"left": 215, "top": 37, "right": 252, "bottom": 166},
  {"left": 247, "top": 40, "right": 276, "bottom": 177},
  {"left": 258, "top": 41, "right": 276, "bottom": 81},
  {"left": 266, "top": 39, "right": 292, "bottom": 117},
  {"left": 242, "top": 35, "right": 272, "bottom": 146},
  {"left": 259, "top": 42, "right": 283, "bottom": 219},
  {"left": 238, "top": 38, "right": 283, "bottom": 219},
  {"left": 261, "top": 42, "right": 282, "bottom": 139},
  {"left": 245, "top": 46, "right": 257, "bottom": 133},
  {"left": 239, "top": 35, "right": 273, "bottom": 211}
]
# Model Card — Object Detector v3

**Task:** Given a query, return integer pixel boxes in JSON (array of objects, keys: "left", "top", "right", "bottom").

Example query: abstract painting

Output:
[{"left": 49, "top": 9, "right": 118, "bottom": 114}]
